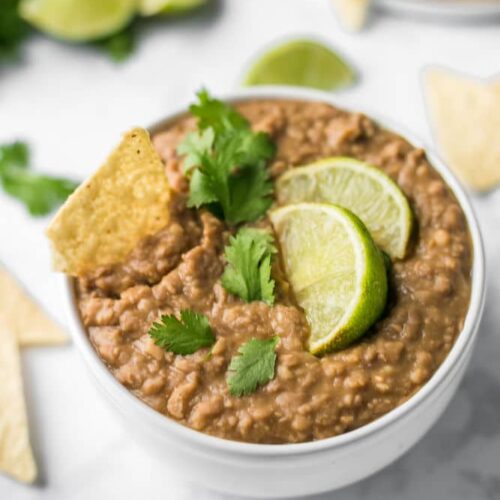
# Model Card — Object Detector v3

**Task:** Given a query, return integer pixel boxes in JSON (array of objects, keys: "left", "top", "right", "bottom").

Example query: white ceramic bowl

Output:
[{"left": 62, "top": 87, "right": 485, "bottom": 498}]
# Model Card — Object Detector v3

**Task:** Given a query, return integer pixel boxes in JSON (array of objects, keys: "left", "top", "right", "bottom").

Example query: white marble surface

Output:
[{"left": 0, "top": 1, "right": 499, "bottom": 498}]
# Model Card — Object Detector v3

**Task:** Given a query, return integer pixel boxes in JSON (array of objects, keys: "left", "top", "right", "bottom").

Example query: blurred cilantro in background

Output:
[
  {"left": 0, "top": 142, "right": 79, "bottom": 216},
  {"left": 0, "top": 0, "right": 29, "bottom": 61},
  {"left": 94, "top": 25, "right": 136, "bottom": 62}
]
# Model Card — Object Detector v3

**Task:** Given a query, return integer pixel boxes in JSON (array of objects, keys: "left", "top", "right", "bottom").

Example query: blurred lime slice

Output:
[
  {"left": 139, "top": 0, "right": 206, "bottom": 16},
  {"left": 19, "top": 0, "right": 136, "bottom": 42},
  {"left": 243, "top": 39, "right": 356, "bottom": 91},
  {"left": 270, "top": 203, "right": 387, "bottom": 354}
]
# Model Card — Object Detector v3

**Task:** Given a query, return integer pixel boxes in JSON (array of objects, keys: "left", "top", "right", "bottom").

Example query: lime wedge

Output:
[
  {"left": 276, "top": 157, "right": 413, "bottom": 259},
  {"left": 139, "top": 0, "right": 206, "bottom": 16},
  {"left": 270, "top": 203, "right": 387, "bottom": 354},
  {"left": 243, "top": 39, "right": 356, "bottom": 91},
  {"left": 19, "top": 0, "right": 136, "bottom": 41},
  {"left": 270, "top": 203, "right": 387, "bottom": 355}
]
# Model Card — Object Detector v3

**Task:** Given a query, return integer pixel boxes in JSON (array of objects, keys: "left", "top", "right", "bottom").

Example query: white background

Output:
[{"left": 0, "top": 1, "right": 499, "bottom": 499}]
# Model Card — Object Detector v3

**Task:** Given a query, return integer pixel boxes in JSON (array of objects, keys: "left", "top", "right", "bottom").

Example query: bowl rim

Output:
[{"left": 63, "top": 85, "right": 486, "bottom": 457}]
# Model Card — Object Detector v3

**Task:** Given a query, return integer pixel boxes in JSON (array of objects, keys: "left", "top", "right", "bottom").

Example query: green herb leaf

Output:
[
  {"left": 94, "top": 24, "right": 135, "bottom": 62},
  {"left": 0, "top": 0, "right": 28, "bottom": 62},
  {"left": 187, "top": 168, "right": 218, "bottom": 207},
  {"left": 259, "top": 256, "right": 275, "bottom": 305},
  {"left": 0, "top": 142, "right": 28, "bottom": 168},
  {"left": 226, "top": 163, "right": 273, "bottom": 224},
  {"left": 1, "top": 168, "right": 78, "bottom": 216},
  {"left": 190, "top": 88, "right": 248, "bottom": 133},
  {"left": 0, "top": 141, "right": 79, "bottom": 216},
  {"left": 148, "top": 309, "right": 215, "bottom": 355},
  {"left": 177, "top": 128, "right": 214, "bottom": 173},
  {"left": 238, "top": 131, "right": 276, "bottom": 168},
  {"left": 221, "top": 228, "right": 276, "bottom": 305},
  {"left": 178, "top": 90, "right": 276, "bottom": 225},
  {"left": 227, "top": 336, "right": 279, "bottom": 397}
]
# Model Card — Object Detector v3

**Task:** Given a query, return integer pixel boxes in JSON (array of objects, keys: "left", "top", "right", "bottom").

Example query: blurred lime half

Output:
[
  {"left": 19, "top": 0, "right": 136, "bottom": 42},
  {"left": 139, "top": 0, "right": 207, "bottom": 16},
  {"left": 243, "top": 39, "right": 356, "bottom": 91}
]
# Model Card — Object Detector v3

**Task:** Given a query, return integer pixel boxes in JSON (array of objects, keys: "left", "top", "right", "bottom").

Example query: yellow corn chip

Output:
[
  {"left": 332, "top": 0, "right": 370, "bottom": 31},
  {"left": 0, "top": 315, "right": 37, "bottom": 483},
  {"left": 0, "top": 265, "right": 67, "bottom": 347},
  {"left": 46, "top": 128, "right": 170, "bottom": 276},
  {"left": 424, "top": 68, "right": 500, "bottom": 191}
]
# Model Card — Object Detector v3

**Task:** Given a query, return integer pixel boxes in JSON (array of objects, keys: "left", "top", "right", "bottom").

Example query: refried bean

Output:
[{"left": 76, "top": 99, "right": 472, "bottom": 444}]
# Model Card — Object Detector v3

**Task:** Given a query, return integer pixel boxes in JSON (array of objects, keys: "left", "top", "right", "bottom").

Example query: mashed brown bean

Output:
[{"left": 76, "top": 100, "right": 472, "bottom": 444}]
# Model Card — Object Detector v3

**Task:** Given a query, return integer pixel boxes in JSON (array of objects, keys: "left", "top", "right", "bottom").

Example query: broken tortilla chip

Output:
[
  {"left": 0, "top": 264, "right": 67, "bottom": 347},
  {"left": 46, "top": 128, "right": 170, "bottom": 276},
  {"left": 424, "top": 68, "right": 500, "bottom": 191},
  {"left": 0, "top": 315, "right": 37, "bottom": 483},
  {"left": 332, "top": 0, "right": 370, "bottom": 31}
]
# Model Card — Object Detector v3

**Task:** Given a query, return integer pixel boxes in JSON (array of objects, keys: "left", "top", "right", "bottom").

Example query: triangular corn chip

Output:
[
  {"left": 424, "top": 68, "right": 500, "bottom": 191},
  {"left": 0, "top": 315, "right": 37, "bottom": 483},
  {"left": 332, "top": 0, "right": 370, "bottom": 31},
  {"left": 0, "top": 265, "right": 67, "bottom": 347},
  {"left": 46, "top": 128, "right": 170, "bottom": 276}
]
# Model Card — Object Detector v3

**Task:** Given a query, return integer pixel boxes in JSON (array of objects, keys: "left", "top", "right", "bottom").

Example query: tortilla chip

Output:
[
  {"left": 0, "top": 315, "right": 37, "bottom": 483},
  {"left": 332, "top": 0, "right": 370, "bottom": 31},
  {"left": 424, "top": 68, "right": 500, "bottom": 191},
  {"left": 0, "top": 265, "right": 67, "bottom": 347},
  {"left": 46, "top": 128, "right": 170, "bottom": 276}
]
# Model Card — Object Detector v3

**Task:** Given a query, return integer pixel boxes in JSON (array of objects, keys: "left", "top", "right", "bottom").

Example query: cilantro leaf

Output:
[
  {"left": 259, "top": 256, "right": 275, "bottom": 305},
  {"left": 148, "top": 309, "right": 215, "bottom": 355},
  {"left": 177, "top": 128, "right": 214, "bottom": 173},
  {"left": 187, "top": 168, "right": 218, "bottom": 208},
  {"left": 0, "top": 141, "right": 79, "bottom": 216},
  {"left": 0, "top": 0, "right": 28, "bottom": 62},
  {"left": 226, "top": 164, "right": 273, "bottom": 224},
  {"left": 236, "top": 130, "right": 276, "bottom": 167},
  {"left": 227, "top": 336, "right": 279, "bottom": 397},
  {"left": 178, "top": 90, "right": 276, "bottom": 225},
  {"left": 190, "top": 88, "right": 248, "bottom": 133},
  {"left": 221, "top": 228, "right": 276, "bottom": 305}
]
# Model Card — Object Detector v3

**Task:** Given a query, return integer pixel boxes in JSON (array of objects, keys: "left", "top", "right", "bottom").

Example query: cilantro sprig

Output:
[
  {"left": 221, "top": 228, "right": 276, "bottom": 305},
  {"left": 148, "top": 309, "right": 215, "bottom": 355},
  {"left": 177, "top": 90, "right": 276, "bottom": 225},
  {"left": 227, "top": 336, "right": 279, "bottom": 397},
  {"left": 0, "top": 142, "right": 79, "bottom": 215}
]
